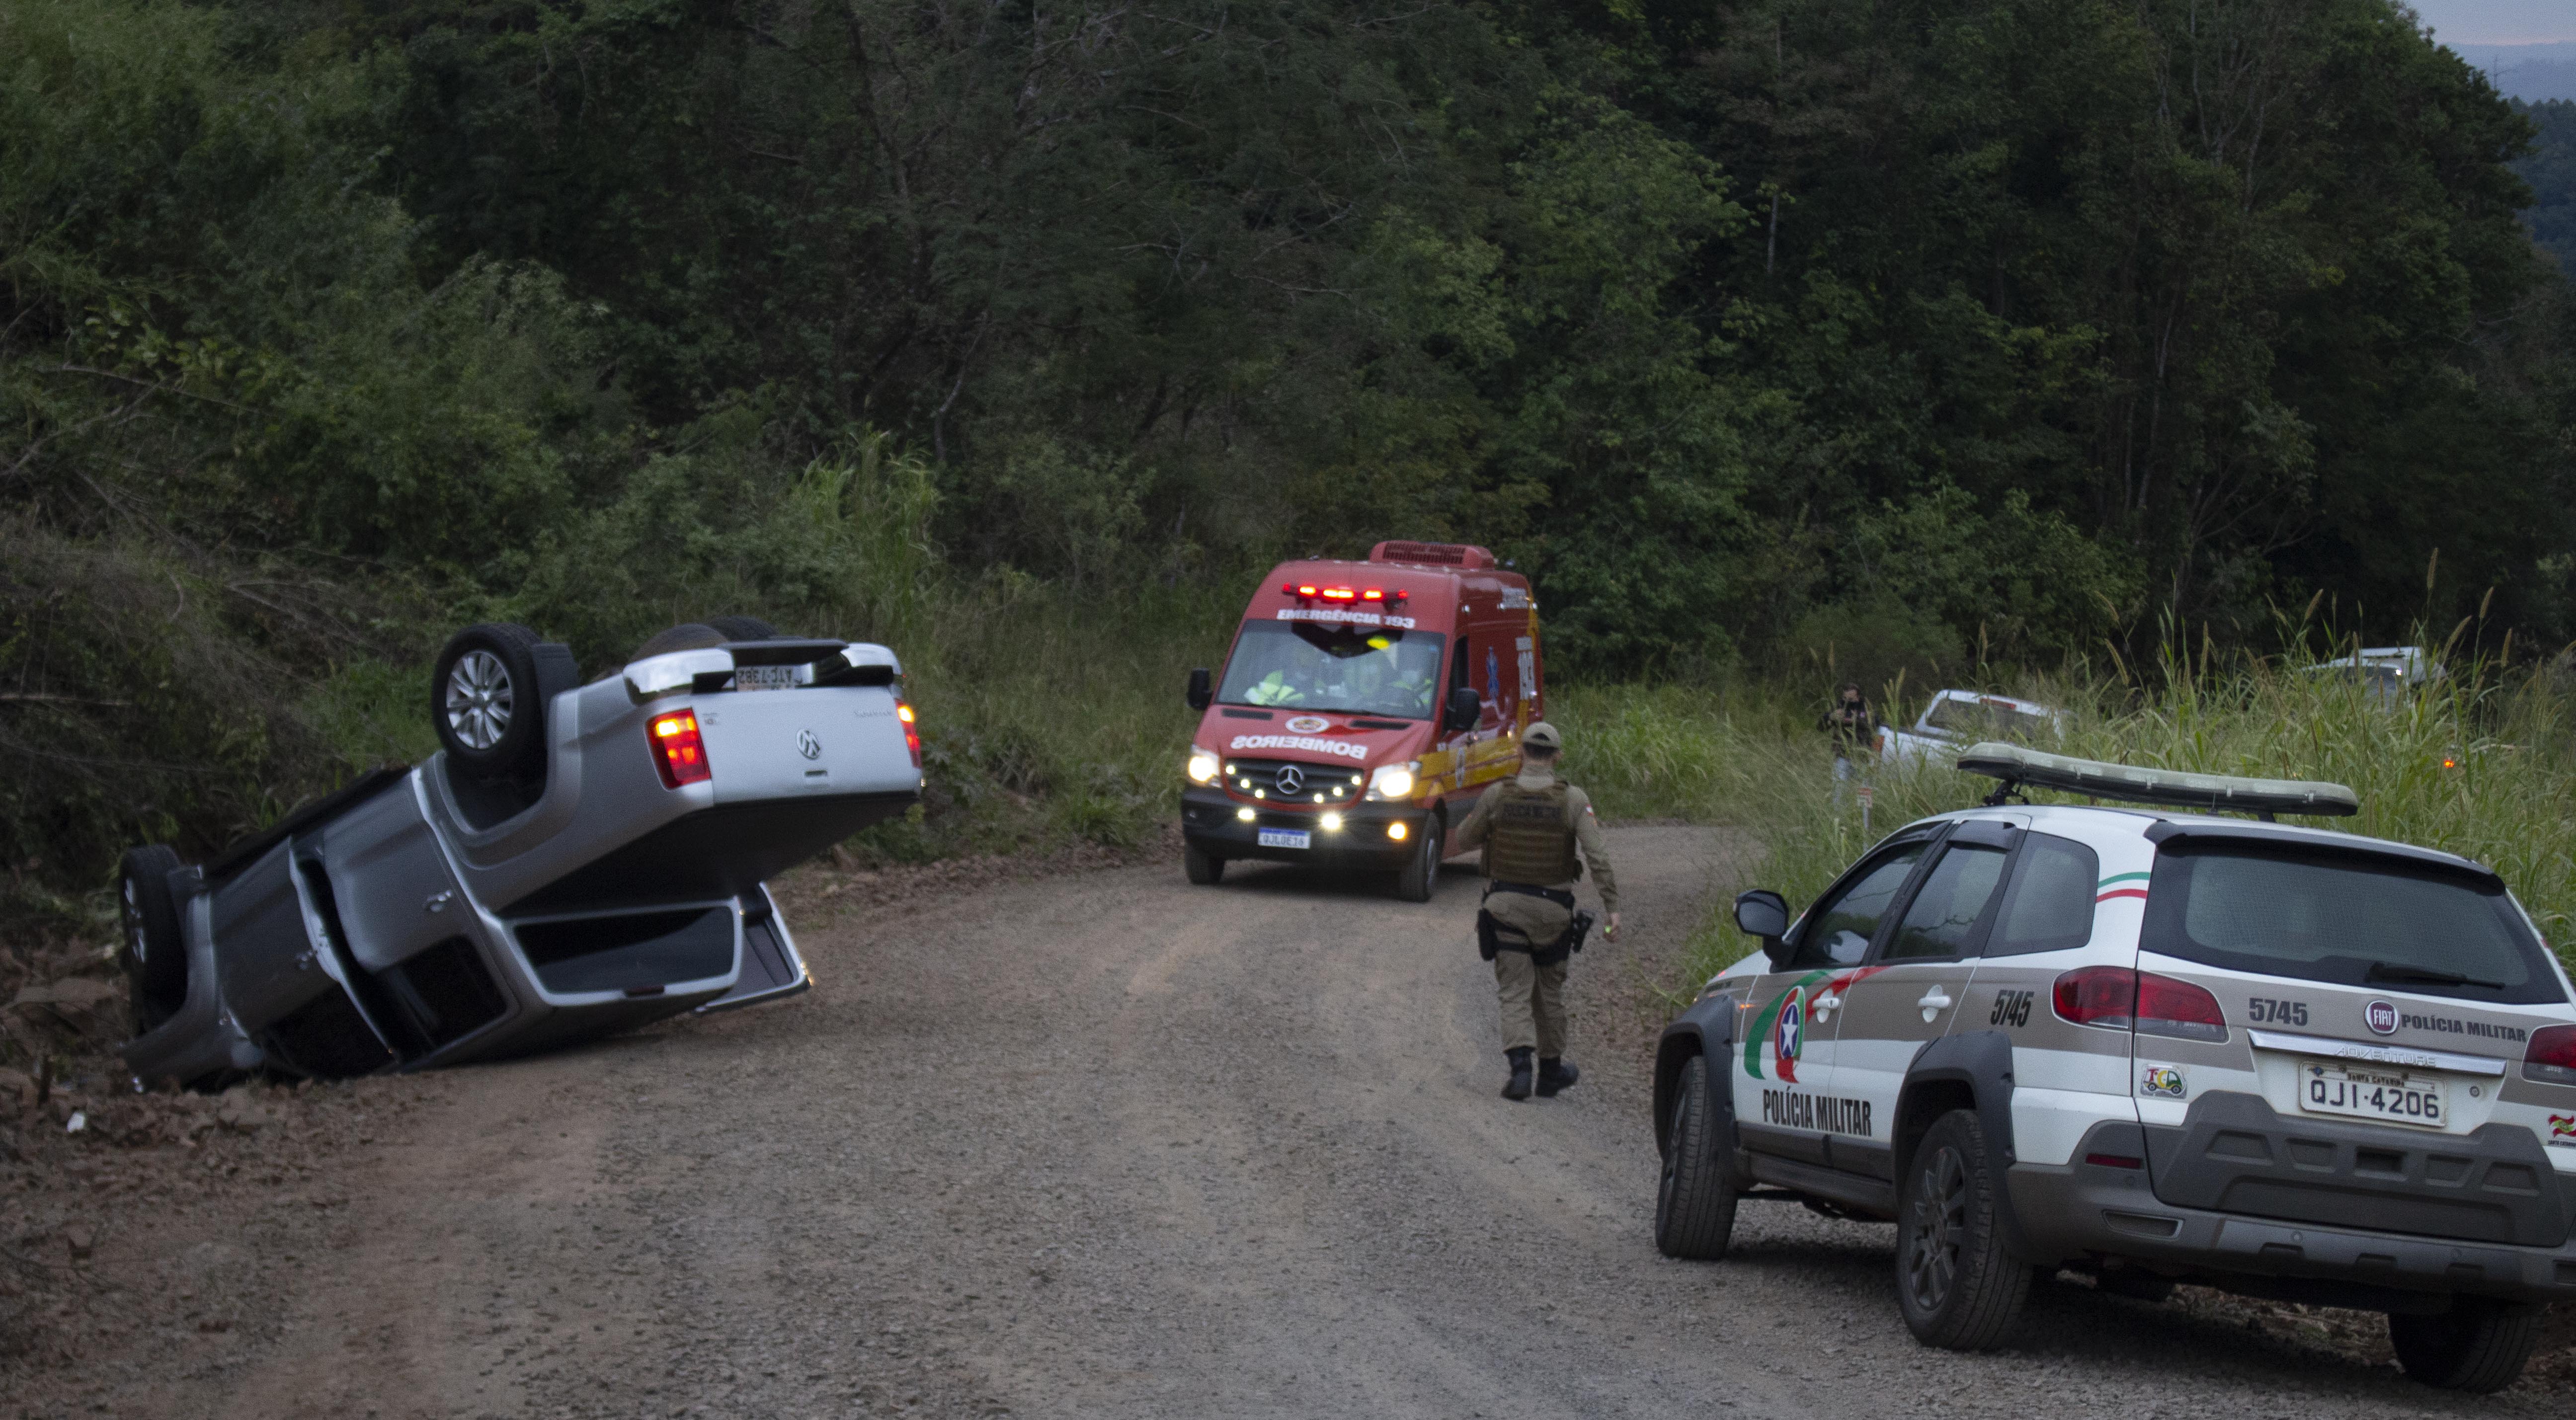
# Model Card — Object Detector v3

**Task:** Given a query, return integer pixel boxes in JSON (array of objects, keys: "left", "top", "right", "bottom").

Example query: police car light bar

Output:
[{"left": 1954, "top": 741, "right": 2359, "bottom": 818}]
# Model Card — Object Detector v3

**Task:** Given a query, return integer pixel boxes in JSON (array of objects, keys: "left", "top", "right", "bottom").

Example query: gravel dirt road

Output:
[{"left": 8, "top": 824, "right": 2571, "bottom": 1417}]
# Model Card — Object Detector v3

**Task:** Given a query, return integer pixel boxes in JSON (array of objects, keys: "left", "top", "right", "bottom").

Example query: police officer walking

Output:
[{"left": 1453, "top": 721, "right": 1619, "bottom": 1101}]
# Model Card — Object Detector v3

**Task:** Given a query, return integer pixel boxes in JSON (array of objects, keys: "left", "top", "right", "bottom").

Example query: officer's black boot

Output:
[
  {"left": 1535, "top": 1057, "right": 1580, "bottom": 1097},
  {"left": 1501, "top": 1047, "right": 1534, "bottom": 1101}
]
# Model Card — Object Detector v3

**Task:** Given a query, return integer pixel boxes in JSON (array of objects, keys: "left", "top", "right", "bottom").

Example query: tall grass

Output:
[{"left": 1551, "top": 653, "right": 2576, "bottom": 997}]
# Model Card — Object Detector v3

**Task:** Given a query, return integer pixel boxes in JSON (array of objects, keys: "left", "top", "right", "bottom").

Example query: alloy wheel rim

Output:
[
  {"left": 445, "top": 649, "right": 515, "bottom": 751},
  {"left": 1906, "top": 1145, "right": 1968, "bottom": 1311}
]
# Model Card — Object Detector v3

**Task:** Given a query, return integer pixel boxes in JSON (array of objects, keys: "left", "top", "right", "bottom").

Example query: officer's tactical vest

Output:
[{"left": 1484, "top": 779, "right": 1580, "bottom": 885}]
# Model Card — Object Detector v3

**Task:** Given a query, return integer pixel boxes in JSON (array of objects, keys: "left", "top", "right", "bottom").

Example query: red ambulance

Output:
[{"left": 1179, "top": 541, "right": 1544, "bottom": 900}]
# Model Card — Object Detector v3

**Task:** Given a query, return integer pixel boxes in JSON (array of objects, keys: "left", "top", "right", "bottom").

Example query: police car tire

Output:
[
  {"left": 118, "top": 845, "right": 188, "bottom": 1022},
  {"left": 1894, "top": 1109, "right": 2031, "bottom": 1350},
  {"left": 1653, "top": 1055, "right": 1741, "bottom": 1260},
  {"left": 1394, "top": 812, "right": 1444, "bottom": 902},
  {"left": 2388, "top": 1297, "right": 2545, "bottom": 1393},
  {"left": 1184, "top": 843, "right": 1225, "bottom": 886}
]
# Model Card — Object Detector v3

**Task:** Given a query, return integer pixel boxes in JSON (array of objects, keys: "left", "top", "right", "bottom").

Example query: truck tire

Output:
[
  {"left": 118, "top": 845, "right": 188, "bottom": 1028},
  {"left": 1894, "top": 1108, "right": 2033, "bottom": 1350},
  {"left": 432, "top": 623, "right": 550, "bottom": 781},
  {"left": 1654, "top": 1055, "right": 1743, "bottom": 1260},
  {"left": 2389, "top": 1297, "right": 2544, "bottom": 1392},
  {"left": 707, "top": 615, "right": 780, "bottom": 641},
  {"left": 1184, "top": 843, "right": 1225, "bottom": 886},
  {"left": 632, "top": 622, "right": 727, "bottom": 659},
  {"left": 1394, "top": 811, "right": 1444, "bottom": 902}
]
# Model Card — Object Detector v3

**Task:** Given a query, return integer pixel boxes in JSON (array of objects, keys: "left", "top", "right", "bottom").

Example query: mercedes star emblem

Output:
[{"left": 1273, "top": 764, "right": 1305, "bottom": 796}]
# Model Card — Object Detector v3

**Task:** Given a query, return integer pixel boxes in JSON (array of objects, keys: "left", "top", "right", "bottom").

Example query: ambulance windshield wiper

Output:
[{"left": 2365, "top": 961, "right": 2504, "bottom": 990}]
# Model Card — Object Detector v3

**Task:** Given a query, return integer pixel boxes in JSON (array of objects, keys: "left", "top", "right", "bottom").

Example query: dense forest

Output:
[{"left": 3, "top": 0, "right": 2571, "bottom": 905}]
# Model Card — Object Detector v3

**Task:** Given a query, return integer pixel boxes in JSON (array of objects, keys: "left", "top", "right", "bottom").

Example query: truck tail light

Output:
[
  {"left": 649, "top": 710, "right": 711, "bottom": 788},
  {"left": 2526, "top": 1024, "right": 2576, "bottom": 1087},
  {"left": 2053, "top": 966, "right": 2227, "bottom": 1042},
  {"left": 896, "top": 699, "right": 922, "bottom": 769}
]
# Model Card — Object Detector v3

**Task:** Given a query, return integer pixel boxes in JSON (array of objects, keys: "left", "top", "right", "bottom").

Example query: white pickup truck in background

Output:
[{"left": 1876, "top": 688, "right": 2066, "bottom": 765}]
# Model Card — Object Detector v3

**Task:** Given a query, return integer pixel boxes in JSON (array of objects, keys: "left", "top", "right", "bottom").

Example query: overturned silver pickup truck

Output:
[{"left": 115, "top": 618, "right": 922, "bottom": 1088}]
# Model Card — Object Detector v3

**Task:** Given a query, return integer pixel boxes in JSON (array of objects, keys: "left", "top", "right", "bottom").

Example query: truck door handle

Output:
[{"left": 1916, "top": 987, "right": 1954, "bottom": 1023}]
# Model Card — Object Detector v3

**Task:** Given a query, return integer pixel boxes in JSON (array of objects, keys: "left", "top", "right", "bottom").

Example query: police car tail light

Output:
[
  {"left": 2134, "top": 972, "right": 2226, "bottom": 1042},
  {"left": 2051, "top": 966, "right": 2135, "bottom": 1030},
  {"left": 648, "top": 710, "right": 712, "bottom": 789},
  {"left": 2052, "top": 966, "right": 2224, "bottom": 1042},
  {"left": 2525, "top": 1024, "right": 2576, "bottom": 1087},
  {"left": 896, "top": 699, "right": 922, "bottom": 769}
]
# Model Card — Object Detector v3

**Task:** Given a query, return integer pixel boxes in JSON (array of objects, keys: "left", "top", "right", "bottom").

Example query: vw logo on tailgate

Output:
[
  {"left": 1273, "top": 764, "right": 1305, "bottom": 796},
  {"left": 798, "top": 729, "right": 823, "bottom": 760}
]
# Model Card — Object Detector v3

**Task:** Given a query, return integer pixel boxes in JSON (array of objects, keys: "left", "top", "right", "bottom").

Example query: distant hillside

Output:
[
  {"left": 2459, "top": 44, "right": 2576, "bottom": 103},
  {"left": 2515, "top": 100, "right": 2576, "bottom": 274}
]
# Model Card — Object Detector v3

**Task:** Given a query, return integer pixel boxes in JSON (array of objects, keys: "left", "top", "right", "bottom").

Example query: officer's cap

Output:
[{"left": 1522, "top": 720, "right": 1563, "bottom": 751}]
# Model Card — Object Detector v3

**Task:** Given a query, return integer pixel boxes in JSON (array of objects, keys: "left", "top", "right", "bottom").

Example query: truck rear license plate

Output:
[
  {"left": 1258, "top": 829, "right": 1310, "bottom": 850},
  {"left": 2299, "top": 1062, "right": 2443, "bottom": 1127},
  {"left": 735, "top": 665, "right": 798, "bottom": 692}
]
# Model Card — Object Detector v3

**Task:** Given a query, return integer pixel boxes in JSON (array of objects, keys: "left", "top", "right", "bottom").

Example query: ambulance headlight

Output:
[
  {"left": 1368, "top": 765, "right": 1415, "bottom": 800},
  {"left": 1187, "top": 750, "right": 1220, "bottom": 785}
]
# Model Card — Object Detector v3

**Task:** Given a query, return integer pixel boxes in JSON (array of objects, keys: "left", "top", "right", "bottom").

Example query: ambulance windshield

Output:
[{"left": 1216, "top": 623, "right": 1447, "bottom": 719}]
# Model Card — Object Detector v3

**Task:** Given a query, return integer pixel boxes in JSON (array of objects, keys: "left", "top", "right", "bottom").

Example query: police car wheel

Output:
[
  {"left": 1394, "top": 813, "right": 1443, "bottom": 902},
  {"left": 1653, "top": 1055, "right": 1740, "bottom": 1260},
  {"left": 1184, "top": 843, "right": 1225, "bottom": 886},
  {"left": 2388, "top": 1297, "right": 2545, "bottom": 1393},
  {"left": 1894, "top": 1109, "right": 2031, "bottom": 1349}
]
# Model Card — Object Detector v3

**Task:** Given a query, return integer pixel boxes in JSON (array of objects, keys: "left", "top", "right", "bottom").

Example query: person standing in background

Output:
[{"left": 1821, "top": 681, "right": 1874, "bottom": 804}]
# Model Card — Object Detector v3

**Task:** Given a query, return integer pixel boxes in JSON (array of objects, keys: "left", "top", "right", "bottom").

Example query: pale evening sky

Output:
[{"left": 2410, "top": 0, "right": 2576, "bottom": 46}]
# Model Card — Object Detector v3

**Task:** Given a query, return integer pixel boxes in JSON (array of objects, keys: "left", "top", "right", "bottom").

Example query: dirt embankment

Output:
[{"left": 4, "top": 826, "right": 2570, "bottom": 1418}]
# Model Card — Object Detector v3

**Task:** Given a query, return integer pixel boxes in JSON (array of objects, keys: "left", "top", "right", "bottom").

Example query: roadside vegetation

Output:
[{"left": 1563, "top": 630, "right": 2576, "bottom": 997}]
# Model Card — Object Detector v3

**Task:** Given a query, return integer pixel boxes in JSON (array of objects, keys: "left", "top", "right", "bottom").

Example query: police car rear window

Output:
[
  {"left": 2141, "top": 846, "right": 2564, "bottom": 1004},
  {"left": 1984, "top": 833, "right": 2099, "bottom": 957}
]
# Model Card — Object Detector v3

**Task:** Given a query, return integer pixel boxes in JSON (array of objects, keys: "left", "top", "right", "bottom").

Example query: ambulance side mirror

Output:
[
  {"left": 1735, "top": 889, "right": 1792, "bottom": 967},
  {"left": 1443, "top": 686, "right": 1480, "bottom": 733},
  {"left": 1186, "top": 667, "right": 1212, "bottom": 711}
]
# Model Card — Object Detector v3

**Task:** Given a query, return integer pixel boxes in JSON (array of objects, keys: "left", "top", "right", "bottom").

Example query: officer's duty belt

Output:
[{"left": 1483, "top": 880, "right": 1575, "bottom": 908}]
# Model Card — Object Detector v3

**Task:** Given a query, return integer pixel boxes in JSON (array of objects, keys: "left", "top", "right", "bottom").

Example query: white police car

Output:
[{"left": 1653, "top": 744, "right": 2576, "bottom": 1392}]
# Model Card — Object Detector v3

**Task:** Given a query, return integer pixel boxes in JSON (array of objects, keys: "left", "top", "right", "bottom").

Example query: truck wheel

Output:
[
  {"left": 431, "top": 623, "right": 550, "bottom": 780},
  {"left": 707, "top": 615, "right": 780, "bottom": 641},
  {"left": 2389, "top": 1297, "right": 2544, "bottom": 1392},
  {"left": 1394, "top": 812, "right": 1444, "bottom": 902},
  {"left": 631, "top": 622, "right": 726, "bottom": 659},
  {"left": 118, "top": 845, "right": 187, "bottom": 1028},
  {"left": 1894, "top": 1109, "right": 2032, "bottom": 1349},
  {"left": 1184, "top": 843, "right": 1225, "bottom": 885},
  {"left": 1654, "top": 1055, "right": 1743, "bottom": 1260}
]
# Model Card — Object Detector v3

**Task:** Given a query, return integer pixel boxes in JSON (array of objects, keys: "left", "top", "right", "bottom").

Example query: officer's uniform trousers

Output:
[{"left": 1486, "top": 887, "right": 1573, "bottom": 1058}]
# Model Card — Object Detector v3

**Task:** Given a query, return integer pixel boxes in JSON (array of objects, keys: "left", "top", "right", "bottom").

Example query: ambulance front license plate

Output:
[
  {"left": 1258, "top": 829, "right": 1311, "bottom": 850},
  {"left": 2298, "top": 1062, "right": 2443, "bottom": 1128}
]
